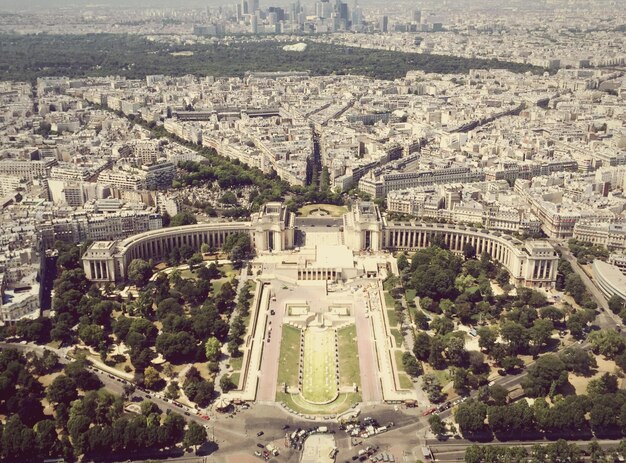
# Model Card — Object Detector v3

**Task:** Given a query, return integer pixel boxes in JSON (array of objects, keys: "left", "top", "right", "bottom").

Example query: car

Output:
[
  {"left": 422, "top": 407, "right": 437, "bottom": 416},
  {"left": 257, "top": 431, "right": 264, "bottom": 436},
  {"left": 257, "top": 443, "right": 264, "bottom": 448},
  {"left": 282, "top": 424, "right": 290, "bottom": 430},
  {"left": 270, "top": 309, "right": 275, "bottom": 315},
  {"left": 200, "top": 415, "right": 210, "bottom": 420},
  {"left": 184, "top": 412, "right": 190, "bottom": 416},
  {"left": 254, "top": 451, "right": 262, "bottom": 457}
]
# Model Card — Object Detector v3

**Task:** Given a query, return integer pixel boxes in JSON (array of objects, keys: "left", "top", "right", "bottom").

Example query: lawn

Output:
[
  {"left": 337, "top": 325, "right": 360, "bottom": 387},
  {"left": 179, "top": 268, "right": 198, "bottom": 280},
  {"left": 212, "top": 278, "right": 228, "bottom": 294},
  {"left": 228, "top": 356, "right": 243, "bottom": 371},
  {"left": 277, "top": 392, "right": 360, "bottom": 416},
  {"left": 425, "top": 366, "right": 451, "bottom": 387},
  {"left": 277, "top": 325, "right": 301, "bottom": 389},
  {"left": 399, "top": 373, "right": 414, "bottom": 389},
  {"left": 298, "top": 204, "right": 348, "bottom": 218},
  {"left": 390, "top": 329, "right": 404, "bottom": 348},
  {"left": 383, "top": 291, "right": 396, "bottom": 309},
  {"left": 229, "top": 372, "right": 241, "bottom": 388},
  {"left": 302, "top": 328, "right": 337, "bottom": 403},
  {"left": 218, "top": 263, "right": 236, "bottom": 278},
  {"left": 387, "top": 309, "right": 399, "bottom": 327},
  {"left": 394, "top": 350, "right": 414, "bottom": 390},
  {"left": 405, "top": 289, "right": 417, "bottom": 304}
]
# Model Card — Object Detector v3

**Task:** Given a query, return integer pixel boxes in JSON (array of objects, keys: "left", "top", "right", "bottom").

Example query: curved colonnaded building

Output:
[{"left": 82, "top": 202, "right": 558, "bottom": 288}]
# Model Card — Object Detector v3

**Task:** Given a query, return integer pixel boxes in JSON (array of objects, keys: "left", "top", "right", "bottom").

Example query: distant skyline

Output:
[{"left": 0, "top": 0, "right": 615, "bottom": 13}]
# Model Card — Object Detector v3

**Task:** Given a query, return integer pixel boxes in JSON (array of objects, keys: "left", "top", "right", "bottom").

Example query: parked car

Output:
[{"left": 257, "top": 431, "right": 264, "bottom": 436}]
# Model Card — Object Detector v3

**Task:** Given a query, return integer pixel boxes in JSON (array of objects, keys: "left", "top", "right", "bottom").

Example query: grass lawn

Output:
[
  {"left": 425, "top": 366, "right": 451, "bottom": 386},
  {"left": 405, "top": 289, "right": 417, "bottom": 304},
  {"left": 229, "top": 372, "right": 241, "bottom": 388},
  {"left": 38, "top": 372, "right": 62, "bottom": 387},
  {"left": 383, "top": 291, "right": 396, "bottom": 309},
  {"left": 193, "top": 362, "right": 215, "bottom": 381},
  {"left": 218, "top": 263, "right": 236, "bottom": 278},
  {"left": 390, "top": 329, "right": 404, "bottom": 348},
  {"left": 393, "top": 350, "right": 414, "bottom": 390},
  {"left": 387, "top": 309, "right": 399, "bottom": 327},
  {"left": 276, "top": 392, "right": 360, "bottom": 415},
  {"left": 228, "top": 356, "right": 243, "bottom": 371},
  {"left": 337, "top": 325, "right": 360, "bottom": 387},
  {"left": 302, "top": 328, "right": 337, "bottom": 403},
  {"left": 298, "top": 204, "right": 348, "bottom": 218},
  {"left": 277, "top": 325, "right": 301, "bottom": 389},
  {"left": 179, "top": 268, "right": 198, "bottom": 280},
  {"left": 398, "top": 373, "right": 414, "bottom": 389},
  {"left": 212, "top": 279, "right": 228, "bottom": 293}
]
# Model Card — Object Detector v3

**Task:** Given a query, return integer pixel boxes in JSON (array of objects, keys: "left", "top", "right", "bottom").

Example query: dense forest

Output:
[{"left": 0, "top": 34, "right": 545, "bottom": 82}]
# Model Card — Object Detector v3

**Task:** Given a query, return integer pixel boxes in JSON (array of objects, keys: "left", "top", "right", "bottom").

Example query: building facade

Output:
[{"left": 82, "top": 202, "right": 557, "bottom": 288}]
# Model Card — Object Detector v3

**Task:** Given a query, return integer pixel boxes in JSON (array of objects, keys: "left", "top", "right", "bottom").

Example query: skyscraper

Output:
[
  {"left": 412, "top": 9, "right": 421, "bottom": 23},
  {"left": 241, "top": 0, "right": 249, "bottom": 15},
  {"left": 380, "top": 15, "right": 388, "bottom": 33}
]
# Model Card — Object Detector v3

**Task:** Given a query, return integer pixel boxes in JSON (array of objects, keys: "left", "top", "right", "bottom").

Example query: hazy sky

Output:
[{"left": 0, "top": 0, "right": 227, "bottom": 9}]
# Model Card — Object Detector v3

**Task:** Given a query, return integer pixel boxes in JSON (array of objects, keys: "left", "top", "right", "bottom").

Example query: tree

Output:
[
  {"left": 588, "top": 329, "right": 625, "bottom": 359},
  {"left": 564, "top": 273, "right": 587, "bottom": 303},
  {"left": 530, "top": 318, "right": 554, "bottom": 349},
  {"left": 402, "top": 352, "right": 423, "bottom": 377},
  {"left": 455, "top": 400, "right": 487, "bottom": 436},
  {"left": 65, "top": 359, "right": 102, "bottom": 391},
  {"left": 219, "top": 191, "right": 238, "bottom": 205},
  {"left": 220, "top": 375, "right": 236, "bottom": 392},
  {"left": 78, "top": 323, "right": 105, "bottom": 348},
  {"left": 559, "top": 346, "right": 597, "bottom": 375},
  {"left": 453, "top": 368, "right": 469, "bottom": 396},
  {"left": 445, "top": 336, "right": 468, "bottom": 367},
  {"left": 128, "top": 259, "right": 153, "bottom": 287},
  {"left": 47, "top": 375, "right": 78, "bottom": 405},
  {"left": 463, "top": 243, "right": 476, "bottom": 260},
  {"left": 566, "top": 310, "right": 592, "bottom": 339},
  {"left": 2, "top": 415, "right": 37, "bottom": 460},
  {"left": 500, "top": 321, "right": 529, "bottom": 354},
  {"left": 35, "top": 419, "right": 59, "bottom": 457},
  {"left": 495, "top": 268, "right": 510, "bottom": 287},
  {"left": 413, "top": 332, "right": 431, "bottom": 360},
  {"left": 155, "top": 331, "right": 198, "bottom": 362},
  {"left": 521, "top": 354, "right": 568, "bottom": 397},
  {"left": 165, "top": 381, "right": 180, "bottom": 400},
  {"left": 143, "top": 366, "right": 162, "bottom": 390},
  {"left": 15, "top": 318, "right": 49, "bottom": 343},
  {"left": 397, "top": 253, "right": 409, "bottom": 272},
  {"left": 489, "top": 384, "right": 509, "bottom": 406},
  {"left": 428, "top": 338, "right": 447, "bottom": 370},
  {"left": 188, "top": 253, "right": 203, "bottom": 271},
  {"left": 477, "top": 327, "right": 497, "bottom": 353},
  {"left": 609, "top": 295, "right": 625, "bottom": 314},
  {"left": 170, "top": 211, "right": 197, "bottom": 227},
  {"left": 184, "top": 421, "right": 207, "bottom": 453},
  {"left": 156, "top": 297, "right": 183, "bottom": 320},
  {"left": 431, "top": 316, "right": 454, "bottom": 336},
  {"left": 205, "top": 337, "right": 221, "bottom": 363},
  {"left": 540, "top": 306, "right": 564, "bottom": 323},
  {"left": 428, "top": 414, "right": 446, "bottom": 436},
  {"left": 422, "top": 374, "right": 445, "bottom": 403},
  {"left": 587, "top": 372, "right": 618, "bottom": 397}
]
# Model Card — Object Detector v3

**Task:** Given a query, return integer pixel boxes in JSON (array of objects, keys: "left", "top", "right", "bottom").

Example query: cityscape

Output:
[{"left": 0, "top": 0, "right": 625, "bottom": 462}]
